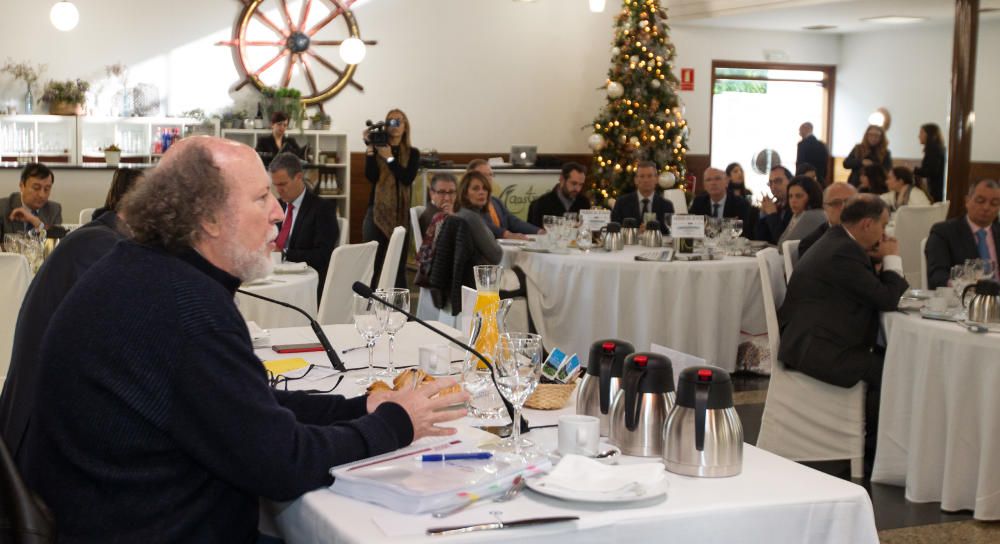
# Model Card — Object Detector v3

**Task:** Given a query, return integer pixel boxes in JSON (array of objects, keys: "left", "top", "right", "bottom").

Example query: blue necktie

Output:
[{"left": 975, "top": 229, "right": 991, "bottom": 262}]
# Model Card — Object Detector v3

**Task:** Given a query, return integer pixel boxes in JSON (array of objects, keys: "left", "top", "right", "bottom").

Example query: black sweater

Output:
[{"left": 21, "top": 242, "right": 413, "bottom": 543}]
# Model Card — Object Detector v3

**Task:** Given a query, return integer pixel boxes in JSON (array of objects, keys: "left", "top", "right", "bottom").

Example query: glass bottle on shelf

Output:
[{"left": 254, "top": 102, "right": 264, "bottom": 129}]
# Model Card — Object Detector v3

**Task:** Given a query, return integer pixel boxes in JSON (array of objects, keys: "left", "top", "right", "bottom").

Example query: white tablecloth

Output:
[
  {"left": 873, "top": 311, "right": 1000, "bottom": 520},
  {"left": 237, "top": 267, "right": 319, "bottom": 329},
  {"left": 256, "top": 322, "right": 877, "bottom": 544},
  {"left": 508, "top": 246, "right": 768, "bottom": 371}
]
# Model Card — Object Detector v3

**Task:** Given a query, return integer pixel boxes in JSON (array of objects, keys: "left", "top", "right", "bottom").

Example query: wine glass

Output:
[
  {"left": 728, "top": 218, "right": 743, "bottom": 239},
  {"left": 490, "top": 332, "right": 542, "bottom": 455},
  {"left": 374, "top": 288, "right": 409, "bottom": 377},
  {"left": 352, "top": 293, "right": 384, "bottom": 385},
  {"left": 576, "top": 227, "right": 593, "bottom": 252}
]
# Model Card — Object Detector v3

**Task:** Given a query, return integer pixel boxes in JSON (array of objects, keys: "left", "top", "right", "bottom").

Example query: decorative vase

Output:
[
  {"left": 24, "top": 86, "right": 33, "bottom": 114},
  {"left": 104, "top": 150, "right": 121, "bottom": 166},
  {"left": 49, "top": 101, "right": 83, "bottom": 116}
]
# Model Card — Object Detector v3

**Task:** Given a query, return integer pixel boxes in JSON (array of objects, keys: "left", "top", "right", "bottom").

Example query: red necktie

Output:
[{"left": 275, "top": 202, "right": 294, "bottom": 249}]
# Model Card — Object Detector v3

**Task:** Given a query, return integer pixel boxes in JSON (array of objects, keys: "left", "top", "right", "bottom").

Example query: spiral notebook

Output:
[{"left": 329, "top": 427, "right": 550, "bottom": 514}]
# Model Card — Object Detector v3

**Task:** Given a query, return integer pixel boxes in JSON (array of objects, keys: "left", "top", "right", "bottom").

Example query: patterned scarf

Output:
[{"left": 373, "top": 146, "right": 411, "bottom": 238}]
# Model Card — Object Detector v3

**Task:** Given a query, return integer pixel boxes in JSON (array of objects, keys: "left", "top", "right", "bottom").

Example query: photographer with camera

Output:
[{"left": 363, "top": 109, "right": 420, "bottom": 289}]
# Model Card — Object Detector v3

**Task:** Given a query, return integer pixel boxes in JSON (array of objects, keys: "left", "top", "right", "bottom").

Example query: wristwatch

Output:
[{"left": 385, "top": 156, "right": 395, "bottom": 164}]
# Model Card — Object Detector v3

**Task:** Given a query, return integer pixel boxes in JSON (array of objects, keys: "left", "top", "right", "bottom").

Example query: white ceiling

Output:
[{"left": 668, "top": 0, "right": 1000, "bottom": 33}]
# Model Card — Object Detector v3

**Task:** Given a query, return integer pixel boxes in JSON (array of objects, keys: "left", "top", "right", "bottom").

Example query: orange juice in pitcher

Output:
[{"left": 470, "top": 265, "right": 504, "bottom": 369}]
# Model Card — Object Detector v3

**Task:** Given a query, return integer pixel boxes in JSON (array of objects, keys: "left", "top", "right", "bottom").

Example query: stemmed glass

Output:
[
  {"left": 728, "top": 218, "right": 743, "bottom": 240},
  {"left": 374, "top": 288, "right": 409, "bottom": 377},
  {"left": 352, "top": 293, "right": 384, "bottom": 385},
  {"left": 490, "top": 332, "right": 542, "bottom": 455},
  {"left": 576, "top": 227, "right": 594, "bottom": 252}
]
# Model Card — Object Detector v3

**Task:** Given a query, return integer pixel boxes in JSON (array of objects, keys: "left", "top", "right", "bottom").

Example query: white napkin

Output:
[{"left": 541, "top": 454, "right": 665, "bottom": 493}]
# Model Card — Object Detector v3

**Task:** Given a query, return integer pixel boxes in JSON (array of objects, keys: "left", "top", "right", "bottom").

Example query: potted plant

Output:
[
  {"left": 220, "top": 110, "right": 240, "bottom": 130},
  {"left": 310, "top": 111, "right": 331, "bottom": 130},
  {"left": 104, "top": 144, "right": 121, "bottom": 166},
  {"left": 39, "top": 79, "right": 90, "bottom": 115},
  {"left": 261, "top": 86, "right": 304, "bottom": 129},
  {"left": 1, "top": 59, "right": 46, "bottom": 114}
]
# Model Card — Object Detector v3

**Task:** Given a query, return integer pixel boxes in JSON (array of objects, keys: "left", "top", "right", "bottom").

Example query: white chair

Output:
[
  {"left": 376, "top": 226, "right": 406, "bottom": 291},
  {"left": 781, "top": 240, "right": 800, "bottom": 283},
  {"left": 317, "top": 241, "right": 378, "bottom": 325},
  {"left": 337, "top": 217, "right": 348, "bottom": 248},
  {"left": 410, "top": 206, "right": 425, "bottom": 255},
  {"left": 664, "top": 189, "right": 687, "bottom": 213},
  {"left": 920, "top": 237, "right": 929, "bottom": 290},
  {"left": 0, "top": 253, "right": 32, "bottom": 389},
  {"left": 895, "top": 205, "right": 946, "bottom": 287},
  {"left": 78, "top": 207, "right": 96, "bottom": 224},
  {"left": 754, "top": 248, "right": 866, "bottom": 479}
]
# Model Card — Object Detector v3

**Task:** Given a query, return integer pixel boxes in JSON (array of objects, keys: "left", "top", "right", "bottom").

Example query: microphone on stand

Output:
[
  {"left": 351, "top": 282, "right": 529, "bottom": 435},
  {"left": 236, "top": 288, "right": 347, "bottom": 372}
]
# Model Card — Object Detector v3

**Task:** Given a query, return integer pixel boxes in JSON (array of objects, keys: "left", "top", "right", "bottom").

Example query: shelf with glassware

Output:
[
  {"left": 0, "top": 114, "right": 77, "bottom": 164},
  {"left": 77, "top": 116, "right": 218, "bottom": 164}
]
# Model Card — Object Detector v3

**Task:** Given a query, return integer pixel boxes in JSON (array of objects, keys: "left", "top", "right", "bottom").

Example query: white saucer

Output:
[
  {"left": 526, "top": 473, "right": 668, "bottom": 503},
  {"left": 919, "top": 308, "right": 959, "bottom": 321},
  {"left": 273, "top": 262, "right": 309, "bottom": 274},
  {"left": 548, "top": 445, "right": 621, "bottom": 465}
]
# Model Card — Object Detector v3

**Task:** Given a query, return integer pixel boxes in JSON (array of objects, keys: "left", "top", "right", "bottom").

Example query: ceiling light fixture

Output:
[
  {"left": 590, "top": 0, "right": 606, "bottom": 12},
  {"left": 339, "top": 37, "right": 367, "bottom": 65},
  {"left": 50, "top": 1, "right": 79, "bottom": 31},
  {"left": 860, "top": 16, "right": 925, "bottom": 25}
]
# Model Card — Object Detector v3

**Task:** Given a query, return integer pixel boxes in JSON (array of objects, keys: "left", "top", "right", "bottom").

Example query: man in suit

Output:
[
  {"left": 925, "top": 179, "right": 1000, "bottom": 288},
  {"left": 1, "top": 162, "right": 62, "bottom": 236},
  {"left": 269, "top": 152, "right": 339, "bottom": 299},
  {"left": 796, "top": 122, "right": 829, "bottom": 184},
  {"left": 798, "top": 182, "right": 857, "bottom": 257},
  {"left": 611, "top": 161, "right": 674, "bottom": 232},
  {"left": 778, "top": 194, "right": 908, "bottom": 477},
  {"left": 755, "top": 166, "right": 793, "bottom": 245},
  {"left": 527, "top": 161, "right": 591, "bottom": 228},
  {"left": 688, "top": 167, "right": 750, "bottom": 232}
]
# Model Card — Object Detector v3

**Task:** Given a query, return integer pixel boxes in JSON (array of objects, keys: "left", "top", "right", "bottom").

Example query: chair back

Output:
[
  {"left": 337, "top": 217, "right": 348, "bottom": 248},
  {"left": 376, "top": 226, "right": 406, "bottom": 291},
  {"left": 920, "top": 237, "right": 929, "bottom": 290},
  {"left": 317, "top": 241, "right": 378, "bottom": 324},
  {"left": 781, "top": 240, "right": 800, "bottom": 283},
  {"left": 755, "top": 248, "right": 785, "bottom": 365},
  {"left": 664, "top": 189, "right": 687, "bottom": 213},
  {"left": 409, "top": 206, "right": 425, "bottom": 255},
  {"left": 78, "top": 208, "right": 96, "bottom": 224},
  {"left": 0, "top": 253, "right": 31, "bottom": 388},
  {"left": 895, "top": 205, "right": 944, "bottom": 286},
  {"left": 0, "top": 435, "right": 56, "bottom": 543}
]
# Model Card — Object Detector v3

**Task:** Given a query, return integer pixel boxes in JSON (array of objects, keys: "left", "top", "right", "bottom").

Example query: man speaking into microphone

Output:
[{"left": 19, "top": 136, "right": 468, "bottom": 543}]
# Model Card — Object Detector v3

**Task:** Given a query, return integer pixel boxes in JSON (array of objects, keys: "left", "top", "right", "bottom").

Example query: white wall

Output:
[{"left": 834, "top": 19, "right": 1000, "bottom": 161}]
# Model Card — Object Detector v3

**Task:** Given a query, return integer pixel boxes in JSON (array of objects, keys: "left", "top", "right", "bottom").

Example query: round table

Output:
[
  {"left": 507, "top": 245, "right": 768, "bottom": 371},
  {"left": 237, "top": 267, "right": 319, "bottom": 329},
  {"left": 873, "top": 311, "right": 1000, "bottom": 520}
]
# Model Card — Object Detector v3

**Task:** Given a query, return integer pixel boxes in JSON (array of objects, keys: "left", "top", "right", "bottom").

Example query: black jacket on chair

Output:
[
  {"left": 280, "top": 190, "right": 339, "bottom": 299},
  {"left": 610, "top": 192, "right": 674, "bottom": 232},
  {"left": 428, "top": 216, "right": 476, "bottom": 315},
  {"left": 527, "top": 188, "right": 591, "bottom": 228},
  {"left": 688, "top": 193, "right": 751, "bottom": 229},
  {"left": 777, "top": 226, "right": 908, "bottom": 387},
  {"left": 925, "top": 217, "right": 1000, "bottom": 289}
]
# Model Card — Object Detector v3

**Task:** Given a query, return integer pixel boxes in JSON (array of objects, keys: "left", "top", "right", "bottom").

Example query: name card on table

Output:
[
  {"left": 670, "top": 214, "right": 705, "bottom": 239},
  {"left": 580, "top": 209, "right": 612, "bottom": 231}
]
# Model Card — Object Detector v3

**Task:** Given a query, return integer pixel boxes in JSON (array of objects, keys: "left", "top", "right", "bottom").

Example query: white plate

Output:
[
  {"left": 919, "top": 308, "right": 959, "bottom": 321},
  {"left": 548, "top": 445, "right": 622, "bottom": 465},
  {"left": 526, "top": 475, "right": 668, "bottom": 503},
  {"left": 274, "top": 262, "right": 309, "bottom": 274},
  {"left": 898, "top": 298, "right": 925, "bottom": 311},
  {"left": 521, "top": 246, "right": 550, "bottom": 253},
  {"left": 498, "top": 239, "right": 529, "bottom": 247},
  {"left": 906, "top": 289, "right": 934, "bottom": 300}
]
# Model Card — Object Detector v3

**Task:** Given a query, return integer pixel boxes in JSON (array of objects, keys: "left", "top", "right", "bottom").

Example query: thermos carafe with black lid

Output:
[
  {"left": 663, "top": 366, "right": 743, "bottom": 477},
  {"left": 608, "top": 353, "right": 675, "bottom": 457},
  {"left": 962, "top": 280, "right": 1000, "bottom": 324},
  {"left": 576, "top": 340, "right": 635, "bottom": 436},
  {"left": 621, "top": 218, "right": 639, "bottom": 245}
]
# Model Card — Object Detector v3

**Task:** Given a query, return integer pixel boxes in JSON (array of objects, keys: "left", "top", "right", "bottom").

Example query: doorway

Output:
[{"left": 710, "top": 61, "right": 835, "bottom": 199}]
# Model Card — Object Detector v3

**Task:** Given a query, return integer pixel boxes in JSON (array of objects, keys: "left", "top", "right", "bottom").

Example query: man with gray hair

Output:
[
  {"left": 269, "top": 151, "right": 340, "bottom": 298},
  {"left": 797, "top": 182, "right": 858, "bottom": 257},
  {"left": 778, "top": 194, "right": 908, "bottom": 477},
  {"left": 925, "top": 178, "right": 1000, "bottom": 288},
  {"left": 20, "top": 137, "right": 467, "bottom": 542}
]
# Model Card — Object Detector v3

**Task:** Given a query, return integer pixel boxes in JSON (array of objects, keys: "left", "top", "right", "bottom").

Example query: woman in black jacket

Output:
[
  {"left": 843, "top": 125, "right": 892, "bottom": 187},
  {"left": 914, "top": 123, "right": 946, "bottom": 202},
  {"left": 362, "top": 108, "right": 420, "bottom": 289},
  {"left": 255, "top": 111, "right": 303, "bottom": 167}
]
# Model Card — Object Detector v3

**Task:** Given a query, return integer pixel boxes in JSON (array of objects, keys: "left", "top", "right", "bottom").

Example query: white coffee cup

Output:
[
  {"left": 419, "top": 344, "right": 451, "bottom": 376},
  {"left": 270, "top": 251, "right": 283, "bottom": 266},
  {"left": 927, "top": 296, "right": 949, "bottom": 312},
  {"left": 558, "top": 414, "right": 600, "bottom": 456}
]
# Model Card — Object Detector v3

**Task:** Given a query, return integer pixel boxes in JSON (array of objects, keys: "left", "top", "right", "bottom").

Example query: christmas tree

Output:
[{"left": 588, "top": 0, "right": 689, "bottom": 206}]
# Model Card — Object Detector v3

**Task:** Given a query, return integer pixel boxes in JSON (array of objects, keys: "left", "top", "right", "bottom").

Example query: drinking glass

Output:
[
  {"left": 374, "top": 288, "right": 409, "bottom": 377},
  {"left": 728, "top": 218, "right": 743, "bottom": 239},
  {"left": 490, "top": 332, "right": 542, "bottom": 455},
  {"left": 642, "top": 212, "right": 657, "bottom": 227},
  {"left": 352, "top": 293, "right": 384, "bottom": 385},
  {"left": 542, "top": 215, "right": 560, "bottom": 247},
  {"left": 563, "top": 212, "right": 579, "bottom": 228},
  {"left": 704, "top": 217, "right": 722, "bottom": 250},
  {"left": 576, "top": 226, "right": 593, "bottom": 252}
]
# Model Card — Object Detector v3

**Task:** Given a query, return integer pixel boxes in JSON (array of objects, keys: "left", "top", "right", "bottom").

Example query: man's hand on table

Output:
[{"left": 367, "top": 378, "right": 469, "bottom": 440}]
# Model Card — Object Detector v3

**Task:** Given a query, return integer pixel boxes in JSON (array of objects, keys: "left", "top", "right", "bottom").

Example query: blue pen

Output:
[{"left": 421, "top": 452, "right": 493, "bottom": 462}]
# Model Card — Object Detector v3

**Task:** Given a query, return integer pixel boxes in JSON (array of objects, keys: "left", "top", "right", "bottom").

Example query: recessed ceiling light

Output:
[
  {"left": 861, "top": 16, "right": 926, "bottom": 24},
  {"left": 803, "top": 25, "right": 837, "bottom": 31}
]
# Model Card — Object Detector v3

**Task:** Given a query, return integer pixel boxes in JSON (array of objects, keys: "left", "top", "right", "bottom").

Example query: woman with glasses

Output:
[
  {"left": 843, "top": 125, "right": 892, "bottom": 188},
  {"left": 363, "top": 108, "right": 421, "bottom": 289},
  {"left": 255, "top": 111, "right": 303, "bottom": 167}
]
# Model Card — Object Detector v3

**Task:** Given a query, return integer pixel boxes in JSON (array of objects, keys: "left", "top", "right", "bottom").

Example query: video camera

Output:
[{"left": 365, "top": 119, "right": 390, "bottom": 146}]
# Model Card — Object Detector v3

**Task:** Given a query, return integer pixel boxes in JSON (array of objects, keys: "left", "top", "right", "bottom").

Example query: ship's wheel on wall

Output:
[{"left": 217, "top": 0, "right": 376, "bottom": 107}]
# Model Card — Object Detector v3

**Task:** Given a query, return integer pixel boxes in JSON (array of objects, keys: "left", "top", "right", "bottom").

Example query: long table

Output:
[{"left": 256, "top": 322, "right": 877, "bottom": 543}]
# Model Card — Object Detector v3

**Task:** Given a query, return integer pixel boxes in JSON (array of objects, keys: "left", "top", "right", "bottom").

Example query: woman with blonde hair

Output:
[{"left": 843, "top": 125, "right": 892, "bottom": 188}]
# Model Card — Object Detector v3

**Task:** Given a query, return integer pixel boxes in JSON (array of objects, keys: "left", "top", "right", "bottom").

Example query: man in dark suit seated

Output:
[
  {"left": 798, "top": 182, "right": 857, "bottom": 257},
  {"left": 778, "top": 194, "right": 908, "bottom": 476},
  {"left": 269, "top": 152, "right": 339, "bottom": 298},
  {"left": 688, "top": 167, "right": 750, "bottom": 232},
  {"left": 611, "top": 160, "right": 674, "bottom": 232},
  {"left": 925, "top": 178, "right": 1000, "bottom": 288},
  {"left": 754, "top": 165, "right": 793, "bottom": 244},
  {"left": 1, "top": 163, "right": 62, "bottom": 236},
  {"left": 527, "top": 161, "right": 591, "bottom": 228},
  {"left": 796, "top": 122, "right": 829, "bottom": 184}
]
